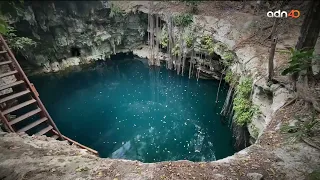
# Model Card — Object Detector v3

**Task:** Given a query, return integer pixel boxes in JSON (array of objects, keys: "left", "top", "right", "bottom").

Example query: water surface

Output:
[{"left": 30, "top": 58, "right": 234, "bottom": 162}]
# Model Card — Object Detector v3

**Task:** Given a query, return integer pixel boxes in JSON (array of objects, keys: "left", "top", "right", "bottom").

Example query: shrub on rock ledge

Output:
[
  {"left": 233, "top": 77, "right": 259, "bottom": 126},
  {"left": 173, "top": 13, "right": 193, "bottom": 27}
]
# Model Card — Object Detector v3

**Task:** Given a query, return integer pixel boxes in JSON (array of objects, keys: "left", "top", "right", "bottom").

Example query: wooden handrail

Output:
[
  {"left": 30, "top": 83, "right": 39, "bottom": 97},
  {"left": 52, "top": 130, "right": 99, "bottom": 155},
  {"left": 0, "top": 35, "right": 99, "bottom": 156},
  {"left": 0, "top": 111, "right": 14, "bottom": 132},
  {"left": 0, "top": 35, "right": 64, "bottom": 140}
]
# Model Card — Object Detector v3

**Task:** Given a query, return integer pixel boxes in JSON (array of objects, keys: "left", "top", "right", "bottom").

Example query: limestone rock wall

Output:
[
  {"left": 130, "top": 2, "right": 313, "bottom": 142},
  {"left": 1, "top": 0, "right": 317, "bottom": 148},
  {"left": 4, "top": 1, "right": 147, "bottom": 72}
]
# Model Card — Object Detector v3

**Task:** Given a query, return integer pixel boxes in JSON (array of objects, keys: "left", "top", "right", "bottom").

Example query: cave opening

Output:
[
  {"left": 143, "top": 30, "right": 149, "bottom": 44},
  {"left": 211, "top": 53, "right": 221, "bottom": 61},
  {"left": 110, "top": 51, "right": 134, "bottom": 61},
  {"left": 70, "top": 47, "right": 81, "bottom": 57}
]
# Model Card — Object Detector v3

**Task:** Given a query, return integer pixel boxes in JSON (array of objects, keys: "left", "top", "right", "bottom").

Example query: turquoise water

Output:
[{"left": 30, "top": 58, "right": 234, "bottom": 162}]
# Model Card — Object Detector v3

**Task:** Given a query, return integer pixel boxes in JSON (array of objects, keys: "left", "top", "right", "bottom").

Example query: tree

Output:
[
  {"left": 295, "top": 0, "right": 320, "bottom": 51},
  {"left": 268, "top": 1, "right": 286, "bottom": 81},
  {"left": 0, "top": 2, "right": 36, "bottom": 54},
  {"left": 286, "top": 0, "right": 320, "bottom": 113},
  {"left": 292, "top": 0, "right": 320, "bottom": 85}
]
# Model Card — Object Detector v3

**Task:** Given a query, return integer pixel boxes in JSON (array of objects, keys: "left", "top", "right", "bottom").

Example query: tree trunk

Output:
[
  {"left": 292, "top": 0, "right": 320, "bottom": 112},
  {"left": 295, "top": 0, "right": 320, "bottom": 51},
  {"left": 268, "top": 37, "right": 277, "bottom": 81},
  {"left": 292, "top": 0, "right": 320, "bottom": 90}
]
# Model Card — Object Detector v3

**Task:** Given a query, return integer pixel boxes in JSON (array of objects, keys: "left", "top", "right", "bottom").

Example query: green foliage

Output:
[
  {"left": 172, "top": 44, "right": 180, "bottom": 56},
  {"left": 185, "top": 36, "right": 193, "bottom": 48},
  {"left": 307, "top": 170, "right": 320, "bottom": 180},
  {"left": 224, "top": 70, "right": 233, "bottom": 83},
  {"left": 183, "top": 28, "right": 195, "bottom": 48},
  {"left": 9, "top": 36, "right": 36, "bottom": 51},
  {"left": 160, "top": 26, "right": 169, "bottom": 48},
  {"left": 200, "top": 35, "right": 214, "bottom": 55},
  {"left": 5, "top": 26, "right": 36, "bottom": 51},
  {"left": 224, "top": 70, "right": 239, "bottom": 87},
  {"left": 233, "top": 77, "right": 258, "bottom": 126},
  {"left": 213, "top": 42, "right": 235, "bottom": 66},
  {"left": 173, "top": 13, "right": 193, "bottom": 27},
  {"left": 236, "top": 77, "right": 253, "bottom": 98},
  {"left": 250, "top": 124, "right": 259, "bottom": 139},
  {"left": 281, "top": 48, "right": 320, "bottom": 75},
  {"left": 233, "top": 97, "right": 258, "bottom": 126},
  {"left": 0, "top": 1, "right": 36, "bottom": 53},
  {"left": 0, "top": 17, "right": 8, "bottom": 34},
  {"left": 200, "top": 36, "right": 235, "bottom": 66},
  {"left": 214, "top": 42, "right": 228, "bottom": 53},
  {"left": 281, "top": 110, "right": 319, "bottom": 143},
  {"left": 222, "top": 51, "right": 235, "bottom": 66},
  {"left": 223, "top": 52, "right": 234, "bottom": 61},
  {"left": 109, "top": 3, "right": 124, "bottom": 18}
]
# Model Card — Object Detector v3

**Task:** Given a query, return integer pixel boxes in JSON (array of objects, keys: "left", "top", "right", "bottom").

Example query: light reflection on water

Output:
[{"left": 30, "top": 58, "right": 234, "bottom": 163}]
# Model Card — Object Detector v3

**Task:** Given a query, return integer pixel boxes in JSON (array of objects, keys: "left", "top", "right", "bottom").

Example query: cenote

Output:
[{"left": 30, "top": 56, "right": 235, "bottom": 163}]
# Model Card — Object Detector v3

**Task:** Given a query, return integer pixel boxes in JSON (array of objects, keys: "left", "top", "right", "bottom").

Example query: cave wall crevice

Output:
[{"left": 3, "top": 1, "right": 148, "bottom": 73}]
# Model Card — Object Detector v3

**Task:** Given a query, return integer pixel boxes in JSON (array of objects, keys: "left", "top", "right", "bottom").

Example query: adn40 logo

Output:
[{"left": 267, "top": 10, "right": 300, "bottom": 18}]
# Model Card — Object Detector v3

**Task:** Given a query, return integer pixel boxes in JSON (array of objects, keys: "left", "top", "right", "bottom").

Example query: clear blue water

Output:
[{"left": 30, "top": 58, "right": 234, "bottom": 162}]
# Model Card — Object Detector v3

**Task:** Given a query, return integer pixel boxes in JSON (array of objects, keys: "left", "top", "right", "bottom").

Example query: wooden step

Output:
[
  {"left": 51, "top": 135, "right": 59, "bottom": 140},
  {"left": 3, "top": 99, "right": 37, "bottom": 115},
  {"left": 0, "top": 61, "right": 12, "bottom": 66},
  {"left": 9, "top": 108, "right": 41, "bottom": 125},
  {"left": 35, "top": 125, "right": 53, "bottom": 136},
  {"left": 0, "top": 80, "right": 24, "bottom": 91},
  {"left": 17, "top": 117, "right": 47, "bottom": 133},
  {"left": 0, "top": 50, "right": 7, "bottom": 54},
  {"left": 0, "top": 89, "right": 30, "bottom": 103},
  {"left": 0, "top": 70, "right": 18, "bottom": 78}
]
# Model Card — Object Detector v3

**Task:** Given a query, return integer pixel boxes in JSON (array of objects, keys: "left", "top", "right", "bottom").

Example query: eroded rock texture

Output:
[{"left": 2, "top": 1, "right": 147, "bottom": 72}]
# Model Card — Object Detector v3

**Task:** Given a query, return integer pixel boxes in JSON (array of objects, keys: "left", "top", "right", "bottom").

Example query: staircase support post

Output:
[{"left": 0, "top": 112, "right": 14, "bottom": 132}]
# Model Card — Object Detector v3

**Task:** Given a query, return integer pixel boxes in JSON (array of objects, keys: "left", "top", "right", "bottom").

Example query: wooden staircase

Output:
[{"left": 0, "top": 35, "right": 98, "bottom": 155}]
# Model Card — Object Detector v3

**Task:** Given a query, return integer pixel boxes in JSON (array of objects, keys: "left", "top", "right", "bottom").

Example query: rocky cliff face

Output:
[
  {"left": 5, "top": 1, "right": 316, "bottom": 143},
  {"left": 1, "top": 2, "right": 320, "bottom": 179},
  {"left": 4, "top": 1, "right": 147, "bottom": 72}
]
